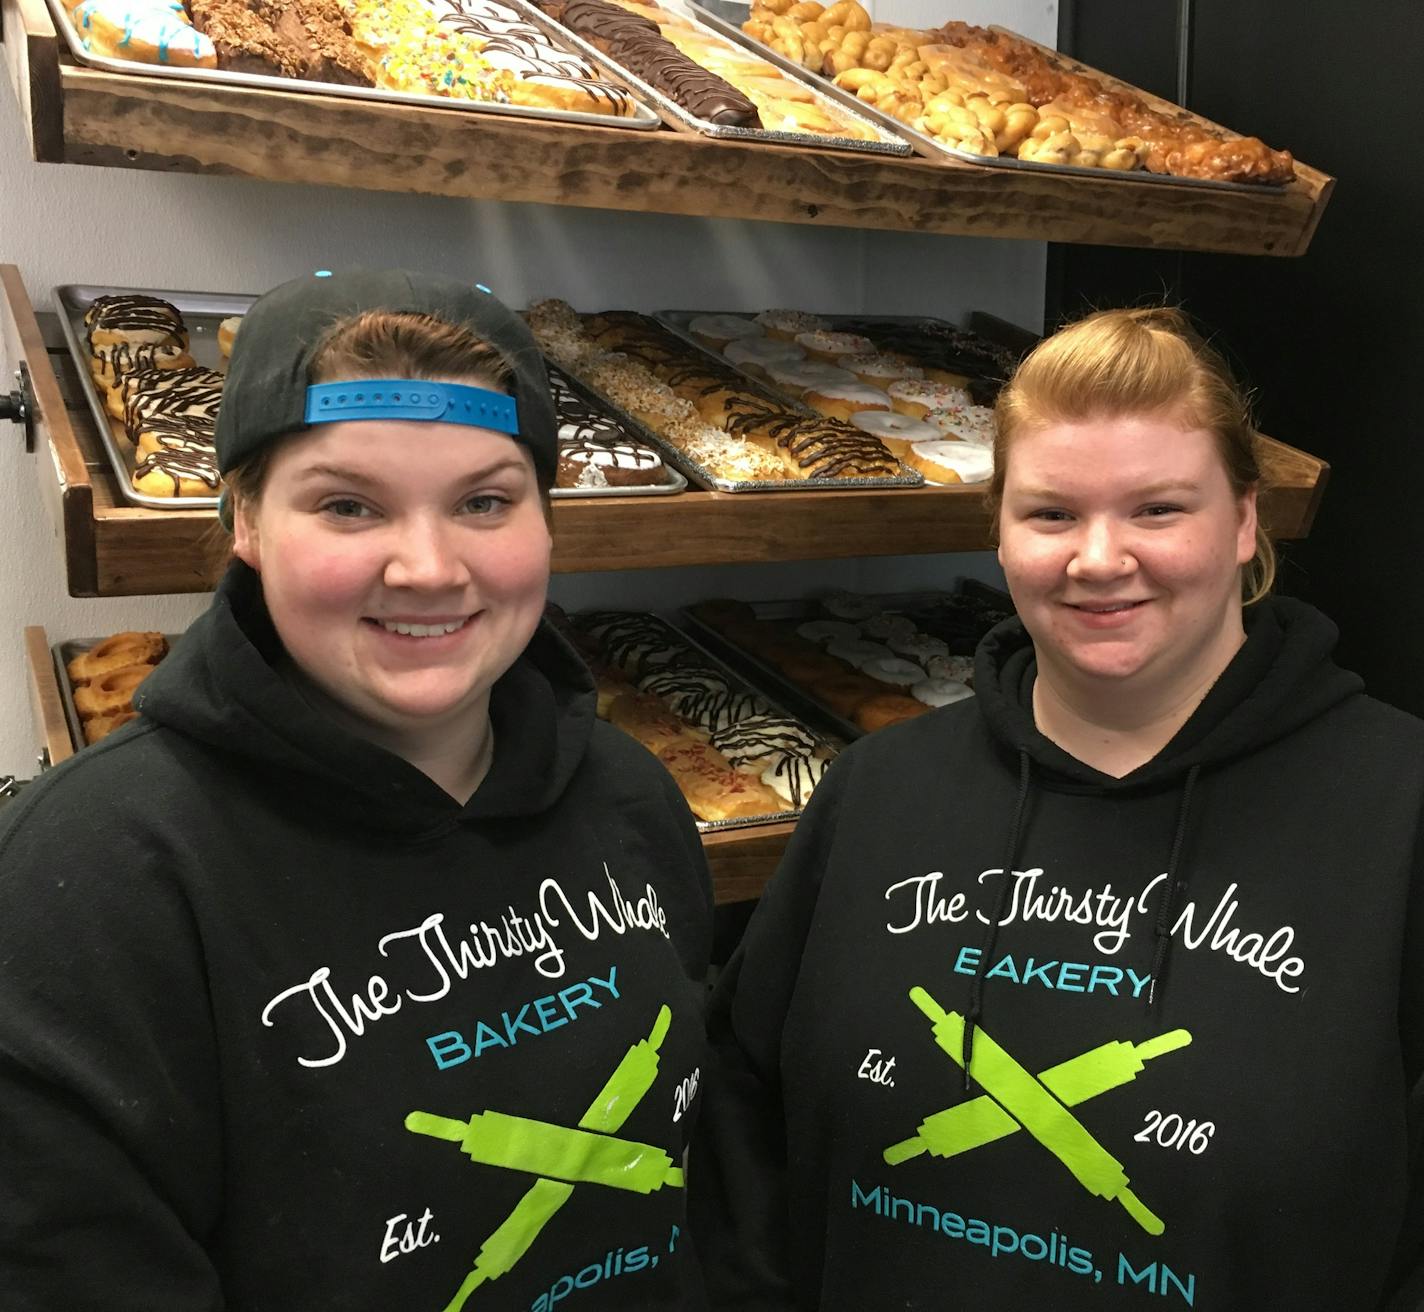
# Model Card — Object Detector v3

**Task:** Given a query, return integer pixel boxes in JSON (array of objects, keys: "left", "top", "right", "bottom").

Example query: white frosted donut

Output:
[
  {"left": 804, "top": 383, "right": 891, "bottom": 410},
  {"left": 796, "top": 619, "right": 861, "bottom": 646},
  {"left": 756, "top": 309, "right": 829, "bottom": 338},
  {"left": 848, "top": 410, "right": 940, "bottom": 443},
  {"left": 889, "top": 380, "right": 973, "bottom": 417},
  {"left": 863, "top": 655, "right": 925, "bottom": 686},
  {"left": 891, "top": 631, "right": 950, "bottom": 662},
  {"left": 765, "top": 361, "right": 856, "bottom": 393},
  {"left": 912, "top": 677, "right": 975, "bottom": 707},
  {"left": 926, "top": 654, "right": 975, "bottom": 683},
  {"left": 827, "top": 637, "right": 894, "bottom": 668},
  {"left": 725, "top": 337, "right": 805, "bottom": 369},
  {"left": 925, "top": 404, "right": 996, "bottom": 445},
  {"left": 821, "top": 590, "right": 878, "bottom": 622},
  {"left": 689, "top": 314, "right": 762, "bottom": 343},
  {"left": 907, "top": 440, "right": 994, "bottom": 485}
]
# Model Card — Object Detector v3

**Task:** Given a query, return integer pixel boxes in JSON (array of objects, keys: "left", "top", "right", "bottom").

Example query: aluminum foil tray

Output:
[
  {"left": 692, "top": 6, "right": 1288, "bottom": 194},
  {"left": 561, "top": 312, "right": 923, "bottom": 493},
  {"left": 505, "top": 0, "right": 910, "bottom": 154},
  {"left": 45, "top": 0, "right": 662, "bottom": 131},
  {"left": 56, "top": 284, "right": 254, "bottom": 511},
  {"left": 572, "top": 609, "right": 842, "bottom": 831}
]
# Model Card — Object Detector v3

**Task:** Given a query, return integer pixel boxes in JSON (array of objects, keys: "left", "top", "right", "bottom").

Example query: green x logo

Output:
[
  {"left": 407, "top": 1004, "right": 678, "bottom": 1311},
  {"left": 886, "top": 986, "right": 1191, "bottom": 1235}
]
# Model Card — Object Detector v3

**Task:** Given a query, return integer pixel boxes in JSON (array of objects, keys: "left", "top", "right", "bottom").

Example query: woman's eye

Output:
[
  {"left": 461, "top": 493, "right": 509, "bottom": 515},
  {"left": 1030, "top": 508, "right": 1071, "bottom": 522},
  {"left": 322, "top": 498, "right": 371, "bottom": 519},
  {"left": 1142, "top": 503, "right": 1185, "bottom": 517}
]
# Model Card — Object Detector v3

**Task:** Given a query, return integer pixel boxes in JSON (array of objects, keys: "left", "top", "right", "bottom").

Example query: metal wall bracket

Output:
[{"left": 0, "top": 362, "right": 37, "bottom": 453}]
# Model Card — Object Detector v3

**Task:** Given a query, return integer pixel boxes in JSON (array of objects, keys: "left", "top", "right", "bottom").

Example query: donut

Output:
[
  {"left": 821, "top": 590, "right": 878, "bottom": 622},
  {"left": 802, "top": 383, "right": 891, "bottom": 423},
  {"left": 723, "top": 335, "right": 805, "bottom": 376},
  {"left": 846, "top": 409, "right": 941, "bottom": 458},
  {"left": 860, "top": 613, "right": 916, "bottom": 642},
  {"left": 926, "top": 654, "right": 976, "bottom": 684},
  {"left": 808, "top": 672, "right": 883, "bottom": 717},
  {"left": 889, "top": 380, "right": 974, "bottom": 419},
  {"left": 711, "top": 715, "right": 821, "bottom": 773},
  {"left": 854, "top": 693, "right": 931, "bottom": 732},
  {"left": 72, "top": 664, "right": 156, "bottom": 721},
  {"left": 132, "top": 448, "right": 222, "bottom": 498},
  {"left": 905, "top": 440, "right": 994, "bottom": 485},
  {"left": 911, "top": 677, "right": 975, "bottom": 708},
  {"left": 773, "top": 650, "right": 849, "bottom": 686},
  {"left": 924, "top": 404, "right": 996, "bottom": 445},
  {"left": 85, "top": 294, "right": 188, "bottom": 350},
  {"left": 89, "top": 340, "right": 194, "bottom": 394},
  {"left": 762, "top": 751, "right": 832, "bottom": 807},
  {"left": 890, "top": 632, "right": 950, "bottom": 662},
  {"left": 755, "top": 309, "right": 829, "bottom": 341},
  {"left": 763, "top": 360, "right": 856, "bottom": 396},
  {"left": 67, "top": 631, "right": 168, "bottom": 685},
  {"left": 795, "top": 619, "right": 861, "bottom": 647},
  {"left": 218, "top": 316, "right": 242, "bottom": 358},
  {"left": 82, "top": 709, "right": 139, "bottom": 745},
  {"left": 69, "top": 0, "right": 216, "bottom": 68},
  {"left": 827, "top": 637, "right": 894, "bottom": 669},
  {"left": 688, "top": 314, "right": 761, "bottom": 349},
  {"left": 841, "top": 352, "right": 924, "bottom": 387},
  {"left": 794, "top": 330, "right": 874, "bottom": 364},
  {"left": 862, "top": 655, "right": 926, "bottom": 687}
]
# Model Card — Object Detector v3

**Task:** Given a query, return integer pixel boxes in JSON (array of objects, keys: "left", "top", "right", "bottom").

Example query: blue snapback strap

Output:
[{"left": 303, "top": 380, "right": 519, "bottom": 435}]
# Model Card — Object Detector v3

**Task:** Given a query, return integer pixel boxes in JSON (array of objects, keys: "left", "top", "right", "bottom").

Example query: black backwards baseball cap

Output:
[{"left": 215, "top": 268, "right": 559, "bottom": 488}]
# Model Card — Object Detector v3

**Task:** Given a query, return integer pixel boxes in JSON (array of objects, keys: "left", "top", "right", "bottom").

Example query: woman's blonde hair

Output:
[
  {"left": 989, "top": 306, "right": 1275, "bottom": 605},
  {"left": 224, "top": 310, "right": 516, "bottom": 516}
]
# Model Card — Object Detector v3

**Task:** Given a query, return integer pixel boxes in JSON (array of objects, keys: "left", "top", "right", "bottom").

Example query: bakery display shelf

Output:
[
  {"left": 19, "top": 622, "right": 791, "bottom": 900},
  {"left": 1, "top": 268, "right": 1332, "bottom": 597},
  {"left": 1, "top": 0, "right": 1332, "bottom": 255}
]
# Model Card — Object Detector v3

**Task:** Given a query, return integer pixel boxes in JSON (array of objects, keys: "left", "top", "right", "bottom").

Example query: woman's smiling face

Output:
[
  {"left": 997, "top": 411, "right": 1257, "bottom": 697},
  {"left": 233, "top": 412, "right": 551, "bottom": 748}
]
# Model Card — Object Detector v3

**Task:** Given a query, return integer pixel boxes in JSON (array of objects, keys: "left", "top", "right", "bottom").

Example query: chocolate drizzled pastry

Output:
[
  {"left": 133, "top": 447, "right": 223, "bottom": 495},
  {"left": 122, "top": 367, "right": 226, "bottom": 436},
  {"left": 723, "top": 395, "right": 899, "bottom": 478},
  {"left": 85, "top": 295, "right": 188, "bottom": 350},
  {"left": 537, "top": 0, "right": 758, "bottom": 127}
]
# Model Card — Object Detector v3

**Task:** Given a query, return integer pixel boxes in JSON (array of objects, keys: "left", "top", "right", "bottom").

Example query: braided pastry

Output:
[
  {"left": 67, "top": 632, "right": 168, "bottom": 685},
  {"left": 72, "top": 664, "right": 156, "bottom": 721}
]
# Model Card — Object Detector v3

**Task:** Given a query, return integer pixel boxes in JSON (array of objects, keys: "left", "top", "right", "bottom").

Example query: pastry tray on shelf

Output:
[
  {"left": 56, "top": 284, "right": 252, "bottom": 511},
  {"left": 678, "top": 583, "right": 1010, "bottom": 741},
  {"left": 52, "top": 635, "right": 180, "bottom": 752},
  {"left": 555, "top": 313, "right": 925, "bottom": 493},
  {"left": 505, "top": 0, "right": 910, "bottom": 155},
  {"left": 547, "top": 364, "right": 689, "bottom": 498},
  {"left": 575, "top": 609, "right": 843, "bottom": 831},
  {"left": 43, "top": 0, "right": 663, "bottom": 131},
  {"left": 689, "top": 6, "right": 1288, "bottom": 194}
]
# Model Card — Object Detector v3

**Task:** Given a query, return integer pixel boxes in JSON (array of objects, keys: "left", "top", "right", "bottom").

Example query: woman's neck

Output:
[{"left": 1031, "top": 633, "right": 1245, "bottom": 779}]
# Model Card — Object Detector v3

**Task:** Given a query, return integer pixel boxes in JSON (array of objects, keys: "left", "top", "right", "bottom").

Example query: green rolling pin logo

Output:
[
  {"left": 407, "top": 1004, "right": 679, "bottom": 1311},
  {"left": 885, "top": 986, "right": 1192, "bottom": 1236}
]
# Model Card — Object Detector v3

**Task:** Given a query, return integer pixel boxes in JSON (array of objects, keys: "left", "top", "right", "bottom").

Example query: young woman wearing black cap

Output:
[{"left": 0, "top": 271, "right": 714, "bottom": 1310}]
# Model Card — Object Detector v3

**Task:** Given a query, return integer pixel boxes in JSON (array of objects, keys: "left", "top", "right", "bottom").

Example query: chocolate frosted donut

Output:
[{"left": 545, "top": 0, "right": 758, "bottom": 127}]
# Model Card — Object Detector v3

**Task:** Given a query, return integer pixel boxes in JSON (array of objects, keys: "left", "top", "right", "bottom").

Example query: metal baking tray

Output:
[
  {"left": 679, "top": 586, "right": 1003, "bottom": 740},
  {"left": 504, "top": 0, "right": 909, "bottom": 154},
  {"left": 564, "top": 312, "right": 924, "bottom": 493},
  {"left": 547, "top": 364, "right": 688, "bottom": 498},
  {"left": 53, "top": 636, "right": 178, "bottom": 752},
  {"left": 574, "top": 609, "right": 841, "bottom": 830},
  {"left": 44, "top": 0, "right": 662, "bottom": 131},
  {"left": 657, "top": 309, "right": 1011, "bottom": 417},
  {"left": 691, "top": 6, "right": 1288, "bottom": 194},
  {"left": 57, "top": 284, "right": 253, "bottom": 510}
]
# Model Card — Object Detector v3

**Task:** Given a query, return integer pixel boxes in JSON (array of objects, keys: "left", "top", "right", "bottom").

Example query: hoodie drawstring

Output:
[
  {"left": 963, "top": 749, "right": 1032, "bottom": 1091},
  {"left": 1146, "top": 763, "right": 1201, "bottom": 1012}
]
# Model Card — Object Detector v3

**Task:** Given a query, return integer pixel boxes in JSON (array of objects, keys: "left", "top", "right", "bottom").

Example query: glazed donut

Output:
[
  {"left": 754, "top": 309, "right": 828, "bottom": 342},
  {"left": 763, "top": 360, "right": 855, "bottom": 396},
  {"left": 67, "top": 631, "right": 168, "bottom": 685},
  {"left": 69, "top": 0, "right": 216, "bottom": 68},
  {"left": 688, "top": 314, "right": 762, "bottom": 349},
  {"left": 847, "top": 409, "right": 940, "bottom": 457},
  {"left": 862, "top": 655, "right": 925, "bottom": 687},
  {"left": 82, "top": 709, "right": 139, "bottom": 745},
  {"left": 802, "top": 382, "right": 891, "bottom": 423},
  {"left": 905, "top": 439, "right": 994, "bottom": 485},
  {"left": 72, "top": 664, "right": 156, "bottom": 721},
  {"left": 854, "top": 692, "right": 930, "bottom": 732},
  {"left": 911, "top": 677, "right": 974, "bottom": 708},
  {"left": 217, "top": 316, "right": 242, "bottom": 358},
  {"left": 723, "top": 335, "right": 805, "bottom": 376},
  {"left": 888, "top": 379, "right": 974, "bottom": 419}
]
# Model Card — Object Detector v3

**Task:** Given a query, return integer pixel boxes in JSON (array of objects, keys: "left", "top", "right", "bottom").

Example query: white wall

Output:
[{"left": 0, "top": 0, "right": 1053, "bottom": 777}]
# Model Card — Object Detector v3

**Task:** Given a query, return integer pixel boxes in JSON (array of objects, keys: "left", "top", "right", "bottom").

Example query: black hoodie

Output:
[
  {"left": 0, "top": 564, "right": 714, "bottom": 1311},
  {"left": 692, "top": 596, "right": 1424, "bottom": 1311}
]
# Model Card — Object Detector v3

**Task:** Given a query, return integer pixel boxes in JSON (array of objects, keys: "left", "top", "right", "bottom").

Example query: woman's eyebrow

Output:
[{"left": 294, "top": 458, "right": 529, "bottom": 486}]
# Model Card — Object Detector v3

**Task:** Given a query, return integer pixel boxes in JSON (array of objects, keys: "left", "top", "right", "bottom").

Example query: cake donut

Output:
[
  {"left": 905, "top": 440, "right": 994, "bottom": 485},
  {"left": 795, "top": 330, "right": 874, "bottom": 364},
  {"left": 755, "top": 308, "right": 829, "bottom": 341},
  {"left": 889, "top": 379, "right": 974, "bottom": 419},
  {"left": 802, "top": 382, "right": 891, "bottom": 422},
  {"left": 846, "top": 409, "right": 940, "bottom": 457},
  {"left": 69, "top": 0, "right": 217, "bottom": 68},
  {"left": 795, "top": 619, "right": 861, "bottom": 647},
  {"left": 911, "top": 677, "right": 975, "bottom": 708},
  {"left": 66, "top": 631, "right": 168, "bottom": 685},
  {"left": 688, "top": 314, "right": 762, "bottom": 349},
  {"left": 862, "top": 655, "right": 925, "bottom": 687}
]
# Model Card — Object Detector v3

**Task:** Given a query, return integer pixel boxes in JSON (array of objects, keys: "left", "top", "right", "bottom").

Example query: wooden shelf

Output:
[
  {"left": 2, "top": 0, "right": 1334, "bottom": 255},
  {"left": 2, "top": 266, "right": 1331, "bottom": 597}
]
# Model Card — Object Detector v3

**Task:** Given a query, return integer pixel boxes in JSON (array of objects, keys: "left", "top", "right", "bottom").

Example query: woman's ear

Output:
[
  {"left": 1236, "top": 483, "right": 1259, "bottom": 567},
  {"left": 231, "top": 495, "right": 261, "bottom": 571}
]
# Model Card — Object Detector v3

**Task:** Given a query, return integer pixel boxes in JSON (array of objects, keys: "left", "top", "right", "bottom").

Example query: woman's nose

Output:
[
  {"left": 382, "top": 516, "right": 471, "bottom": 591},
  {"left": 1067, "top": 518, "right": 1135, "bottom": 580}
]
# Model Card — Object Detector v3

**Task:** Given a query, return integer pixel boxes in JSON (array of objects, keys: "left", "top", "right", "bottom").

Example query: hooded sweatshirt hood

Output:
[{"left": 136, "top": 561, "right": 596, "bottom": 837}]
